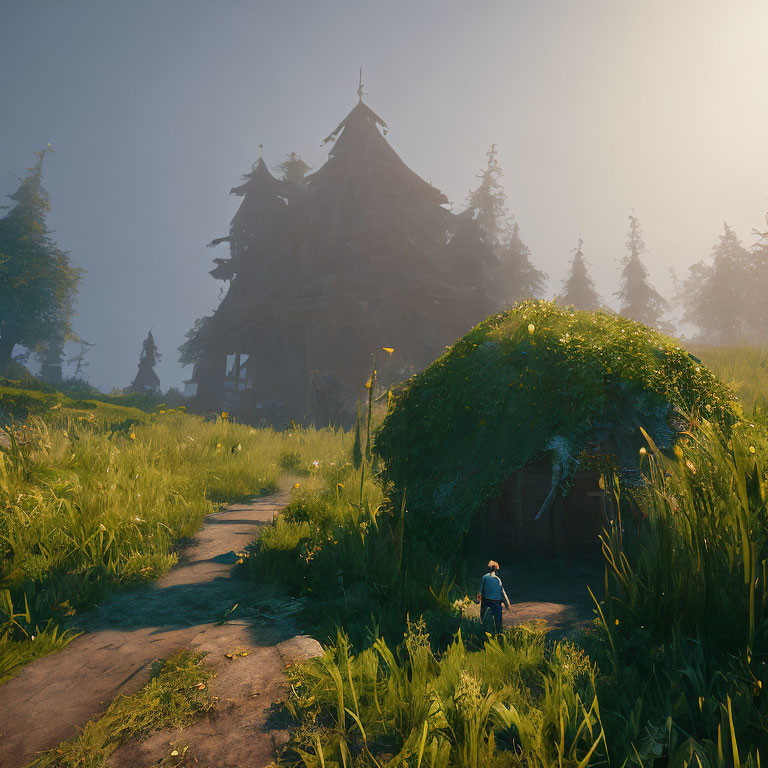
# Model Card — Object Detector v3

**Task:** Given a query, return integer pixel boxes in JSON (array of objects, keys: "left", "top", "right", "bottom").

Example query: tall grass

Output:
[
  {"left": 246, "top": 456, "right": 469, "bottom": 648},
  {"left": 0, "top": 409, "right": 348, "bottom": 679},
  {"left": 590, "top": 414, "right": 768, "bottom": 763},
  {"left": 259, "top": 383, "right": 768, "bottom": 765},
  {"left": 692, "top": 345, "right": 768, "bottom": 412},
  {"left": 281, "top": 621, "right": 603, "bottom": 768},
  {"left": 271, "top": 413, "right": 768, "bottom": 766}
]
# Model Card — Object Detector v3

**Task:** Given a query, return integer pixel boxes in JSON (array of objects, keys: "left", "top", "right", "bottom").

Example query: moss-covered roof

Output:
[{"left": 374, "top": 300, "right": 736, "bottom": 543}]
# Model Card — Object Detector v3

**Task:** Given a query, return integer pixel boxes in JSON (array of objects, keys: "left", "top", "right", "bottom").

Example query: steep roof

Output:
[
  {"left": 229, "top": 157, "right": 284, "bottom": 197},
  {"left": 208, "top": 158, "right": 289, "bottom": 281},
  {"left": 308, "top": 98, "right": 449, "bottom": 206}
]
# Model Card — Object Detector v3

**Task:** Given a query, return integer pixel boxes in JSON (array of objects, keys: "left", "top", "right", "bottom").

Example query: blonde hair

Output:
[{"left": 487, "top": 560, "right": 499, "bottom": 572}]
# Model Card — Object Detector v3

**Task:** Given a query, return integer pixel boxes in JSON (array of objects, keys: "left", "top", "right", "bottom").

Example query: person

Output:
[{"left": 477, "top": 560, "right": 510, "bottom": 632}]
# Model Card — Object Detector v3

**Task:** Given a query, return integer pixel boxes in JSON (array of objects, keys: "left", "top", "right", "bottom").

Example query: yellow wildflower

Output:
[{"left": 381, "top": 347, "right": 395, "bottom": 355}]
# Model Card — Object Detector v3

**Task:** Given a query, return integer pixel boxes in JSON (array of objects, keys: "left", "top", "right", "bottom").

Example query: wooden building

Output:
[{"left": 182, "top": 86, "right": 497, "bottom": 425}]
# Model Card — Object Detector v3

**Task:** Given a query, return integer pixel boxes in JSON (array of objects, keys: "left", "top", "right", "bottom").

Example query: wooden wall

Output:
[{"left": 470, "top": 458, "right": 612, "bottom": 560}]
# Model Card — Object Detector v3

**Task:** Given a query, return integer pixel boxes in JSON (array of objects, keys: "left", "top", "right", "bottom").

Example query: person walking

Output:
[{"left": 477, "top": 560, "right": 510, "bottom": 632}]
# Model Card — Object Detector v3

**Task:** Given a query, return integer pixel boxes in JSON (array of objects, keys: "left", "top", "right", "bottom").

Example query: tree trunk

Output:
[{"left": 0, "top": 334, "right": 16, "bottom": 377}]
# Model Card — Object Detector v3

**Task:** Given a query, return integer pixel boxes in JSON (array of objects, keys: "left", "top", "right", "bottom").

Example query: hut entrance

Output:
[{"left": 468, "top": 459, "right": 613, "bottom": 560}]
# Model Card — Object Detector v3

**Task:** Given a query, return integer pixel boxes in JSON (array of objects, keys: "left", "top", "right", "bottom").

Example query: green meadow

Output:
[
  {"left": 4, "top": 343, "right": 768, "bottom": 766},
  {"left": 0, "top": 387, "right": 347, "bottom": 683}
]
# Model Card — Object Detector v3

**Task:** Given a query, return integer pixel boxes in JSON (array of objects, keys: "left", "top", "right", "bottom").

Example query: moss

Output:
[{"left": 375, "top": 300, "right": 736, "bottom": 545}]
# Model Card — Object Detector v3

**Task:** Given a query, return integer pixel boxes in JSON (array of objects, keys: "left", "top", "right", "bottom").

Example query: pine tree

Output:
[
  {"left": 465, "top": 145, "right": 545, "bottom": 305},
  {"left": 129, "top": 330, "right": 161, "bottom": 393},
  {"left": 682, "top": 223, "right": 753, "bottom": 344},
  {"left": 560, "top": 238, "right": 601, "bottom": 310},
  {"left": 500, "top": 223, "right": 547, "bottom": 303},
  {"left": 616, "top": 215, "right": 670, "bottom": 330},
  {"left": 274, "top": 152, "right": 311, "bottom": 187},
  {"left": 465, "top": 145, "right": 507, "bottom": 247},
  {"left": 0, "top": 147, "right": 82, "bottom": 374}
]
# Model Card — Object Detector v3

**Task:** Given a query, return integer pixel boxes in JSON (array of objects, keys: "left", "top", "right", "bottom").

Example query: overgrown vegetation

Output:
[
  {"left": 245, "top": 462, "right": 470, "bottom": 649},
  {"left": 26, "top": 650, "right": 213, "bottom": 768},
  {"left": 376, "top": 300, "right": 735, "bottom": 546},
  {"left": 694, "top": 344, "right": 768, "bottom": 413},
  {"left": 282, "top": 623, "right": 602, "bottom": 768},
  {"left": 5, "top": 324, "right": 768, "bottom": 765},
  {"left": 266, "top": 408, "right": 768, "bottom": 766},
  {"left": 244, "top": 313, "right": 768, "bottom": 766},
  {"left": 0, "top": 396, "right": 347, "bottom": 680}
]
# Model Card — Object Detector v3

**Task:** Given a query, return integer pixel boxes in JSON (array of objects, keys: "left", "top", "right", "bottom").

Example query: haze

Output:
[{"left": 1, "top": 0, "right": 767, "bottom": 392}]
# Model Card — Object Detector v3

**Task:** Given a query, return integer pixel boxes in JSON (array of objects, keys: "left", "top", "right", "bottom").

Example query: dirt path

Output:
[
  {"left": 464, "top": 562, "right": 599, "bottom": 635},
  {"left": 0, "top": 491, "right": 321, "bottom": 768}
]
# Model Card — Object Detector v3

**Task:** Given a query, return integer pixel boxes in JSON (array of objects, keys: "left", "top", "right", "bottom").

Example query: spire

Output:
[
  {"left": 357, "top": 66, "right": 367, "bottom": 102},
  {"left": 9, "top": 144, "right": 53, "bottom": 206},
  {"left": 35, "top": 143, "right": 53, "bottom": 167}
]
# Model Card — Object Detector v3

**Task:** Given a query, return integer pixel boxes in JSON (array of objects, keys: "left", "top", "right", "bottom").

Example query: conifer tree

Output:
[
  {"left": 129, "top": 330, "right": 161, "bottom": 393},
  {"left": 274, "top": 152, "right": 311, "bottom": 187},
  {"left": 466, "top": 145, "right": 507, "bottom": 248},
  {"left": 0, "top": 147, "right": 81, "bottom": 374},
  {"left": 616, "top": 214, "right": 670, "bottom": 330},
  {"left": 682, "top": 223, "right": 753, "bottom": 344},
  {"left": 560, "top": 238, "right": 601, "bottom": 310},
  {"left": 465, "top": 145, "right": 545, "bottom": 305}
]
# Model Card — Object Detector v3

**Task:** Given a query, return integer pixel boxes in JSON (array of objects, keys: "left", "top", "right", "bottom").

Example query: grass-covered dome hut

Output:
[{"left": 375, "top": 301, "right": 735, "bottom": 558}]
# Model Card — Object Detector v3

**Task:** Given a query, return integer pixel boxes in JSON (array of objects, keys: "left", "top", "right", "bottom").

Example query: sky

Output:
[{"left": 1, "top": 0, "right": 767, "bottom": 392}]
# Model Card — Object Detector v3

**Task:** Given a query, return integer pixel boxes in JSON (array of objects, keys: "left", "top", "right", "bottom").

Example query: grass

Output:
[
  {"left": 26, "top": 650, "right": 214, "bottom": 768},
  {"left": 282, "top": 621, "right": 602, "bottom": 768},
  {"left": 245, "top": 425, "right": 473, "bottom": 649},
  {"left": 263, "top": 412, "right": 768, "bottom": 766},
  {"left": 588, "top": 413, "right": 768, "bottom": 761},
  {"left": 246, "top": 338, "right": 768, "bottom": 766},
  {"left": 6, "top": 339, "right": 768, "bottom": 765},
  {"left": 692, "top": 344, "right": 768, "bottom": 413},
  {"left": 0, "top": 396, "right": 350, "bottom": 680}
]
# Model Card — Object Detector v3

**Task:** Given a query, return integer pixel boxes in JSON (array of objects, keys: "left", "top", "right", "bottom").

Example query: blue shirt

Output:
[{"left": 481, "top": 572, "right": 509, "bottom": 605}]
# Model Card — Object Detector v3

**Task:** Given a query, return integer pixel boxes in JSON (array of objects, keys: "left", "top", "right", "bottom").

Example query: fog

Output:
[{"left": 1, "top": 0, "right": 767, "bottom": 391}]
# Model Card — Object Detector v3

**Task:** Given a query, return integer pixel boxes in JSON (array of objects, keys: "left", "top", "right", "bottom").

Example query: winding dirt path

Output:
[{"left": 0, "top": 491, "right": 320, "bottom": 768}]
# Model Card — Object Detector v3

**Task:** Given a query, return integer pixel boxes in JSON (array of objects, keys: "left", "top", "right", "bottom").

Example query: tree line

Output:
[
  {"left": 466, "top": 145, "right": 768, "bottom": 344},
  {"left": 1, "top": 146, "right": 766, "bottom": 384}
]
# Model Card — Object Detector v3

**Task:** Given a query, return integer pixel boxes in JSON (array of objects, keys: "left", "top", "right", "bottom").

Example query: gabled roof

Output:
[
  {"left": 308, "top": 98, "right": 449, "bottom": 206},
  {"left": 230, "top": 157, "right": 284, "bottom": 197}
]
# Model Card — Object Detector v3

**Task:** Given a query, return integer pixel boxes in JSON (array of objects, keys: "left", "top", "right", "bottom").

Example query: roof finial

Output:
[
  {"left": 258, "top": 142, "right": 263, "bottom": 159},
  {"left": 357, "top": 66, "right": 367, "bottom": 101}
]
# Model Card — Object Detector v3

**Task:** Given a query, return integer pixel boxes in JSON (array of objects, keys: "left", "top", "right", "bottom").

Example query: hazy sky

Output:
[{"left": 2, "top": 0, "right": 767, "bottom": 391}]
